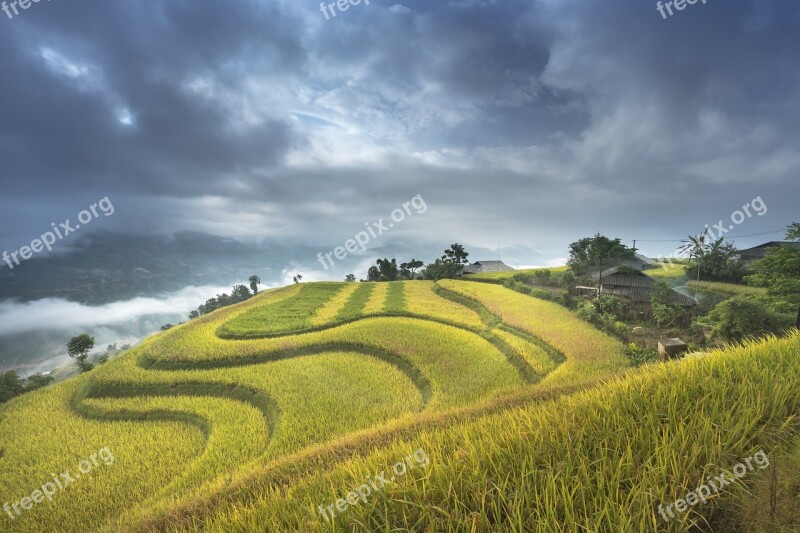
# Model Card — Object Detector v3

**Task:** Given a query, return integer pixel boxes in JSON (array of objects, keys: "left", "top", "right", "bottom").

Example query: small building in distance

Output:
[
  {"left": 577, "top": 266, "right": 697, "bottom": 318},
  {"left": 462, "top": 260, "right": 515, "bottom": 275},
  {"left": 739, "top": 241, "right": 800, "bottom": 267}
]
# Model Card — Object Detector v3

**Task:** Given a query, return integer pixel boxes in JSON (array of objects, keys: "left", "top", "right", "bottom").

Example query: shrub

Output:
[
  {"left": 502, "top": 279, "right": 551, "bottom": 300},
  {"left": 596, "top": 295, "right": 628, "bottom": 320},
  {"left": 624, "top": 343, "right": 659, "bottom": 366},
  {"left": 652, "top": 301, "right": 681, "bottom": 328},
  {"left": 651, "top": 281, "right": 683, "bottom": 327},
  {"left": 529, "top": 288, "right": 552, "bottom": 300},
  {"left": 559, "top": 270, "right": 577, "bottom": 288},
  {"left": 533, "top": 269, "right": 552, "bottom": 285},
  {"left": 510, "top": 272, "right": 534, "bottom": 284},
  {"left": 695, "top": 296, "right": 794, "bottom": 343},
  {"left": 575, "top": 300, "right": 621, "bottom": 338}
]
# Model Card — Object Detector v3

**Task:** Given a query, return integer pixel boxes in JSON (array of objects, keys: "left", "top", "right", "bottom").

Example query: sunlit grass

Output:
[
  {"left": 439, "top": 279, "right": 630, "bottom": 386},
  {"left": 686, "top": 280, "right": 767, "bottom": 297},
  {"left": 168, "top": 332, "right": 800, "bottom": 532},
  {"left": 362, "top": 282, "right": 389, "bottom": 314},
  {"left": 647, "top": 263, "right": 687, "bottom": 279},
  {"left": 0, "top": 377, "right": 206, "bottom": 533},
  {"left": 309, "top": 283, "right": 359, "bottom": 326},
  {"left": 0, "top": 280, "right": 654, "bottom": 532},
  {"left": 466, "top": 265, "right": 568, "bottom": 282},
  {"left": 217, "top": 283, "right": 342, "bottom": 338}
]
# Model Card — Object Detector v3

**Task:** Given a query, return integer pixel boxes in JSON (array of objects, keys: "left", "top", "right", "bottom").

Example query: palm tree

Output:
[
  {"left": 678, "top": 231, "right": 717, "bottom": 299},
  {"left": 786, "top": 222, "right": 800, "bottom": 241}
]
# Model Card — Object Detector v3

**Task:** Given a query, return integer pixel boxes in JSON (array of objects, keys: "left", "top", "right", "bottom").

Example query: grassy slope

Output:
[
  {"left": 439, "top": 279, "right": 630, "bottom": 386},
  {"left": 118, "top": 279, "right": 633, "bottom": 531},
  {"left": 9, "top": 278, "right": 786, "bottom": 532},
  {"left": 466, "top": 265, "right": 568, "bottom": 282},
  {"left": 2, "top": 281, "right": 571, "bottom": 532},
  {"left": 0, "top": 376, "right": 207, "bottom": 533},
  {"left": 217, "top": 282, "right": 342, "bottom": 337},
  {"left": 310, "top": 283, "right": 360, "bottom": 326},
  {"left": 686, "top": 280, "right": 768, "bottom": 297},
  {"left": 175, "top": 332, "right": 800, "bottom": 532},
  {"left": 647, "top": 263, "right": 688, "bottom": 280},
  {"left": 724, "top": 437, "right": 800, "bottom": 530}
]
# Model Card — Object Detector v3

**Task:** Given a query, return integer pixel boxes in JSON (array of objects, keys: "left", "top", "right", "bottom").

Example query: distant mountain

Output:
[
  {"left": 0, "top": 229, "right": 551, "bottom": 305},
  {"left": 0, "top": 231, "right": 312, "bottom": 305}
]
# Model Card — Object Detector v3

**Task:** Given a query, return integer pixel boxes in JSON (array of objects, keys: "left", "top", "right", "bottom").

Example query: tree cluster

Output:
[
  {"left": 421, "top": 244, "right": 469, "bottom": 280},
  {"left": 693, "top": 223, "right": 800, "bottom": 342},
  {"left": 0, "top": 370, "right": 55, "bottom": 404},
  {"left": 567, "top": 234, "right": 636, "bottom": 276},
  {"left": 681, "top": 236, "right": 745, "bottom": 283},
  {"left": 358, "top": 245, "right": 466, "bottom": 282},
  {"left": 746, "top": 223, "right": 800, "bottom": 315},
  {"left": 189, "top": 280, "right": 258, "bottom": 319}
]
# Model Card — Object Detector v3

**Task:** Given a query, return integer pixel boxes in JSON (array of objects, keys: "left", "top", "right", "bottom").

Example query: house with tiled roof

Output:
[
  {"left": 738, "top": 241, "right": 800, "bottom": 267},
  {"left": 461, "top": 260, "right": 515, "bottom": 275},
  {"left": 576, "top": 266, "right": 696, "bottom": 318}
]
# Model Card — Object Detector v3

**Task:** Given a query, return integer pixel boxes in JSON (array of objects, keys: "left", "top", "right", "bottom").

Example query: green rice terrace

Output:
[{"left": 1, "top": 280, "right": 798, "bottom": 532}]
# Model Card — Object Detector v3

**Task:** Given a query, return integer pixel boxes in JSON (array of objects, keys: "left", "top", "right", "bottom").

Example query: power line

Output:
[{"left": 632, "top": 227, "right": 787, "bottom": 243}]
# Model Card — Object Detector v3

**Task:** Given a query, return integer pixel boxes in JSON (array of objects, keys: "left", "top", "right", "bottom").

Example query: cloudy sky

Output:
[{"left": 1, "top": 0, "right": 798, "bottom": 267}]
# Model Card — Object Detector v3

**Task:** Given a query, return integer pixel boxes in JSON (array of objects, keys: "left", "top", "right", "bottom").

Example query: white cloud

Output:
[{"left": 0, "top": 284, "right": 271, "bottom": 336}]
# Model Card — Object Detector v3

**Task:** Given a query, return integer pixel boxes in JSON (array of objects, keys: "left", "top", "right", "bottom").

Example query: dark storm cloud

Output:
[
  {"left": 0, "top": 0, "right": 301, "bottom": 197},
  {"left": 0, "top": 0, "right": 798, "bottom": 262}
]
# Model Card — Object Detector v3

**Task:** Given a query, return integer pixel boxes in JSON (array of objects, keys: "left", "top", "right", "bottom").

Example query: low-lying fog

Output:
[{"left": 0, "top": 282, "right": 279, "bottom": 374}]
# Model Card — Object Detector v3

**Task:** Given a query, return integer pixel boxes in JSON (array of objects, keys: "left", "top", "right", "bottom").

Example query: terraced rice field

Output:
[
  {"left": 5, "top": 278, "right": 790, "bottom": 532},
  {"left": 3, "top": 280, "right": 585, "bottom": 531}
]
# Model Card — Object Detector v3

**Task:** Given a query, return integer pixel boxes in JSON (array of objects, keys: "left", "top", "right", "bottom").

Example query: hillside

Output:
[{"left": 0, "top": 280, "right": 797, "bottom": 532}]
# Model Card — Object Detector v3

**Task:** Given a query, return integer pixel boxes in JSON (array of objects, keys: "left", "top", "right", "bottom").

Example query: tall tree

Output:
[
  {"left": 0, "top": 370, "right": 24, "bottom": 404},
  {"left": 682, "top": 237, "right": 744, "bottom": 284},
  {"left": 567, "top": 234, "right": 636, "bottom": 296},
  {"left": 367, "top": 259, "right": 399, "bottom": 281},
  {"left": 67, "top": 333, "right": 96, "bottom": 373},
  {"left": 443, "top": 244, "right": 469, "bottom": 265},
  {"left": 747, "top": 225, "right": 800, "bottom": 317},
  {"left": 249, "top": 275, "right": 261, "bottom": 294},
  {"left": 401, "top": 259, "right": 424, "bottom": 279},
  {"left": 421, "top": 245, "right": 471, "bottom": 280},
  {"left": 231, "top": 284, "right": 251, "bottom": 302},
  {"left": 344, "top": 274, "right": 356, "bottom": 282},
  {"left": 678, "top": 231, "right": 711, "bottom": 286},
  {"left": 786, "top": 222, "right": 800, "bottom": 241}
]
